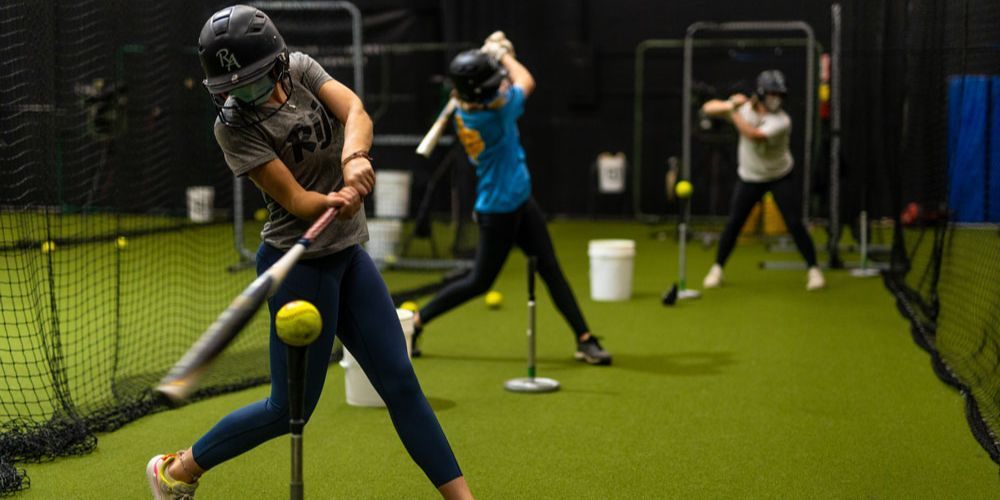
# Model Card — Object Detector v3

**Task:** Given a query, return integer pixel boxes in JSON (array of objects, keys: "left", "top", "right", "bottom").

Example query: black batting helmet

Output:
[
  {"left": 198, "top": 5, "right": 291, "bottom": 125},
  {"left": 448, "top": 50, "right": 508, "bottom": 103},
  {"left": 199, "top": 5, "right": 287, "bottom": 94},
  {"left": 756, "top": 70, "right": 788, "bottom": 97}
]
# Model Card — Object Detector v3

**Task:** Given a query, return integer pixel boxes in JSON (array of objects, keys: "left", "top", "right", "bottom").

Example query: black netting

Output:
[
  {"left": 842, "top": 0, "right": 1000, "bottom": 468},
  {"left": 0, "top": 1, "right": 272, "bottom": 494}
]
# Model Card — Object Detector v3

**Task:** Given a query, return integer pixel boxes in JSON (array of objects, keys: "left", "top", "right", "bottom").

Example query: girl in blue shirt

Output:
[{"left": 412, "top": 38, "right": 611, "bottom": 366}]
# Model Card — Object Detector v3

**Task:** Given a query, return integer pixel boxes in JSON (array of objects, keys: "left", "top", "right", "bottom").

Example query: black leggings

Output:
[
  {"left": 715, "top": 173, "right": 818, "bottom": 267},
  {"left": 420, "top": 198, "right": 590, "bottom": 338}
]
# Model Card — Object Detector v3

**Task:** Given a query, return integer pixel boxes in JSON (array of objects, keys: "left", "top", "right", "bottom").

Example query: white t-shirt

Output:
[{"left": 735, "top": 103, "right": 793, "bottom": 182}]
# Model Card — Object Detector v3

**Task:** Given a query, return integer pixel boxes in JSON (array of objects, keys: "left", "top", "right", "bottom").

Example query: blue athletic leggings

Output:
[{"left": 191, "top": 243, "right": 462, "bottom": 487}]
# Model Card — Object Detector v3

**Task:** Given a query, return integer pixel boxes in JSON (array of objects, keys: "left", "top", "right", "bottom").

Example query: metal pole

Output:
[
  {"left": 286, "top": 345, "right": 308, "bottom": 500},
  {"left": 290, "top": 433, "right": 303, "bottom": 500},
  {"left": 678, "top": 220, "right": 688, "bottom": 291},
  {"left": 829, "top": 4, "right": 843, "bottom": 267},
  {"left": 676, "top": 196, "right": 701, "bottom": 300},
  {"left": 632, "top": 43, "right": 649, "bottom": 221},
  {"left": 679, "top": 28, "right": 694, "bottom": 293},
  {"left": 233, "top": 176, "right": 244, "bottom": 260},
  {"left": 252, "top": 1, "right": 364, "bottom": 100},
  {"left": 232, "top": 177, "right": 256, "bottom": 265},
  {"left": 803, "top": 25, "right": 816, "bottom": 227},
  {"left": 859, "top": 210, "right": 868, "bottom": 266},
  {"left": 526, "top": 256, "right": 536, "bottom": 380},
  {"left": 681, "top": 30, "right": 695, "bottom": 194},
  {"left": 850, "top": 210, "right": 881, "bottom": 277}
]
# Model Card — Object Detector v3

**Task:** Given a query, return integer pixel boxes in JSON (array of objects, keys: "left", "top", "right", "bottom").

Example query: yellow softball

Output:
[
  {"left": 675, "top": 180, "right": 693, "bottom": 199},
  {"left": 275, "top": 300, "right": 323, "bottom": 347},
  {"left": 485, "top": 290, "right": 503, "bottom": 309}
]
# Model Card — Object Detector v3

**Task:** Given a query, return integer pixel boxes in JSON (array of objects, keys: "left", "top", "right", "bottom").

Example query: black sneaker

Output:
[
  {"left": 575, "top": 336, "right": 612, "bottom": 365},
  {"left": 410, "top": 324, "right": 423, "bottom": 358}
]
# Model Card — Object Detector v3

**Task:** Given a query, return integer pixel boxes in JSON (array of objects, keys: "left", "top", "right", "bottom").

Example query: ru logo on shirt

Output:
[{"left": 284, "top": 100, "right": 334, "bottom": 163}]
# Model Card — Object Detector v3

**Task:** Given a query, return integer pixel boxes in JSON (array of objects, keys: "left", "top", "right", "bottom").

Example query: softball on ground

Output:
[
  {"left": 275, "top": 300, "right": 323, "bottom": 347},
  {"left": 485, "top": 290, "right": 503, "bottom": 309}
]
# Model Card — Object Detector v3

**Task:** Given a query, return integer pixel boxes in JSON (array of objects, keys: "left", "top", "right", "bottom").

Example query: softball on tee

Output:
[{"left": 275, "top": 300, "right": 323, "bottom": 347}]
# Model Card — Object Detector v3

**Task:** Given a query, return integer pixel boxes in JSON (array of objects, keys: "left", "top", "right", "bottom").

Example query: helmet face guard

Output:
[
  {"left": 209, "top": 59, "right": 294, "bottom": 128},
  {"left": 448, "top": 50, "right": 509, "bottom": 103},
  {"left": 199, "top": 5, "right": 291, "bottom": 127}
]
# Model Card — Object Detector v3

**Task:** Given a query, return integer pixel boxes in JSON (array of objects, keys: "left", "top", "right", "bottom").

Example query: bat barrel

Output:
[
  {"left": 154, "top": 274, "right": 274, "bottom": 405},
  {"left": 415, "top": 98, "right": 458, "bottom": 158}
]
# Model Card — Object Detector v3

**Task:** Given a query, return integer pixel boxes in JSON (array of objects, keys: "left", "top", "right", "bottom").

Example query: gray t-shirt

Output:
[
  {"left": 214, "top": 52, "right": 367, "bottom": 258},
  {"left": 736, "top": 103, "right": 794, "bottom": 182}
]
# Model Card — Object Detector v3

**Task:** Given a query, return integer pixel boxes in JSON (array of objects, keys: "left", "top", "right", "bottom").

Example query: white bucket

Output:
[
  {"left": 374, "top": 170, "right": 412, "bottom": 218},
  {"left": 186, "top": 186, "right": 214, "bottom": 223},
  {"left": 398, "top": 308, "right": 415, "bottom": 358},
  {"left": 364, "top": 219, "right": 402, "bottom": 262},
  {"left": 340, "top": 309, "right": 415, "bottom": 407},
  {"left": 597, "top": 152, "right": 626, "bottom": 194},
  {"left": 588, "top": 239, "right": 636, "bottom": 301}
]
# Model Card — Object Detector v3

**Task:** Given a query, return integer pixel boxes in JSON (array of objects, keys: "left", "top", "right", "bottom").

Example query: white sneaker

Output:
[
  {"left": 703, "top": 264, "right": 724, "bottom": 288},
  {"left": 806, "top": 267, "right": 826, "bottom": 291},
  {"left": 146, "top": 454, "right": 198, "bottom": 499}
]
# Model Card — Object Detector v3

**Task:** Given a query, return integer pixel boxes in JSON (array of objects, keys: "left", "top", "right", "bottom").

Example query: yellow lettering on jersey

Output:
[{"left": 454, "top": 114, "right": 485, "bottom": 161}]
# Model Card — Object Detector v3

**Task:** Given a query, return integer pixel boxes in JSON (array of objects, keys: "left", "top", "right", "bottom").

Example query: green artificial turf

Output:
[{"left": 19, "top": 220, "right": 998, "bottom": 498}]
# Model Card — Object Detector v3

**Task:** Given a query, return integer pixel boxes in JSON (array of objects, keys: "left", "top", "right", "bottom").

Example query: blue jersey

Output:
[{"left": 453, "top": 85, "right": 532, "bottom": 213}]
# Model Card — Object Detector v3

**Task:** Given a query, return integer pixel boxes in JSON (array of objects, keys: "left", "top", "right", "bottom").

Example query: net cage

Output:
[
  {"left": 841, "top": 0, "right": 1000, "bottom": 468},
  {"left": 0, "top": 1, "right": 476, "bottom": 494},
  {"left": 0, "top": 1, "right": 274, "bottom": 493},
  {"left": 2, "top": 0, "right": 999, "bottom": 494}
]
